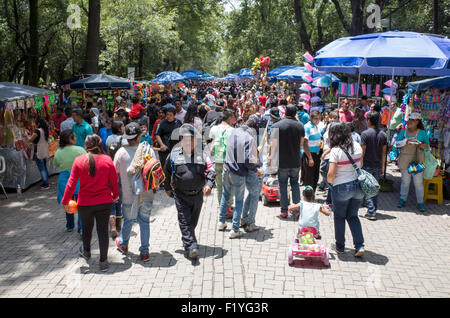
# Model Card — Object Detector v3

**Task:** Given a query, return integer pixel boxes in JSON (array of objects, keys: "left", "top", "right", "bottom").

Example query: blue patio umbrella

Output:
[
  {"left": 267, "top": 65, "right": 300, "bottom": 78},
  {"left": 408, "top": 76, "right": 450, "bottom": 92},
  {"left": 276, "top": 67, "right": 310, "bottom": 81},
  {"left": 225, "top": 73, "right": 238, "bottom": 81},
  {"left": 182, "top": 72, "right": 202, "bottom": 80},
  {"left": 314, "top": 31, "right": 450, "bottom": 76},
  {"left": 151, "top": 71, "right": 185, "bottom": 84},
  {"left": 238, "top": 68, "right": 254, "bottom": 79},
  {"left": 70, "top": 74, "right": 131, "bottom": 90},
  {"left": 182, "top": 69, "right": 203, "bottom": 76}
]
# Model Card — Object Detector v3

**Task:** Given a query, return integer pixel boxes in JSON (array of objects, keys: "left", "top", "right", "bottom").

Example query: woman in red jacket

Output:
[{"left": 62, "top": 135, "right": 119, "bottom": 272}]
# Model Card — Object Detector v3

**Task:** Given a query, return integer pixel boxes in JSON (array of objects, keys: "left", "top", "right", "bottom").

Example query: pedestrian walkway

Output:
[{"left": 0, "top": 164, "right": 449, "bottom": 298}]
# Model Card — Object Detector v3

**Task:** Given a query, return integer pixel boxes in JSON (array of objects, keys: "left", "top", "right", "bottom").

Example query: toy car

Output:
[
  {"left": 288, "top": 231, "right": 329, "bottom": 266},
  {"left": 260, "top": 182, "right": 280, "bottom": 206},
  {"left": 288, "top": 242, "right": 329, "bottom": 266}
]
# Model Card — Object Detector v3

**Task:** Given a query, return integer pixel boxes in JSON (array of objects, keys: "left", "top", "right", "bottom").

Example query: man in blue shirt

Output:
[
  {"left": 301, "top": 111, "right": 324, "bottom": 190},
  {"left": 297, "top": 105, "right": 310, "bottom": 125},
  {"left": 72, "top": 108, "right": 93, "bottom": 148},
  {"left": 218, "top": 118, "right": 264, "bottom": 238}
]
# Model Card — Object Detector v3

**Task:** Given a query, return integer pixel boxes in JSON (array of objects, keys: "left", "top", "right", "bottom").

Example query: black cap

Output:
[{"left": 123, "top": 122, "right": 142, "bottom": 140}]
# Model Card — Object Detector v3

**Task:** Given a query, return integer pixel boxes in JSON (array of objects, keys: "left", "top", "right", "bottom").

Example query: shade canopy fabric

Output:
[
  {"left": 267, "top": 65, "right": 300, "bottom": 78},
  {"left": 150, "top": 71, "right": 185, "bottom": 84},
  {"left": 314, "top": 31, "right": 450, "bottom": 76},
  {"left": 276, "top": 67, "right": 310, "bottom": 80},
  {"left": 0, "top": 82, "right": 51, "bottom": 102},
  {"left": 181, "top": 72, "right": 202, "bottom": 80},
  {"left": 238, "top": 68, "right": 254, "bottom": 79},
  {"left": 70, "top": 74, "right": 131, "bottom": 90},
  {"left": 225, "top": 73, "right": 238, "bottom": 81},
  {"left": 408, "top": 76, "right": 450, "bottom": 91},
  {"left": 181, "top": 69, "right": 203, "bottom": 76}
]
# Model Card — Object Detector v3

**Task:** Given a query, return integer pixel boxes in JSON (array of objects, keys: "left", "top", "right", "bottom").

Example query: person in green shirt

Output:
[
  {"left": 72, "top": 108, "right": 93, "bottom": 148},
  {"left": 54, "top": 130, "right": 86, "bottom": 233},
  {"left": 389, "top": 103, "right": 404, "bottom": 144}
]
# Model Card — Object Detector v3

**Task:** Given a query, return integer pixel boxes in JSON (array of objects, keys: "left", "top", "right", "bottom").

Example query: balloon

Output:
[
  {"left": 304, "top": 63, "right": 314, "bottom": 72},
  {"left": 382, "top": 87, "right": 397, "bottom": 95},
  {"left": 384, "top": 80, "right": 398, "bottom": 89},
  {"left": 264, "top": 57, "right": 270, "bottom": 67},
  {"left": 311, "top": 87, "right": 321, "bottom": 94},
  {"left": 303, "top": 52, "right": 314, "bottom": 63},
  {"left": 260, "top": 56, "right": 264, "bottom": 62},
  {"left": 301, "top": 83, "right": 312, "bottom": 91},
  {"left": 67, "top": 200, "right": 78, "bottom": 214},
  {"left": 300, "top": 94, "right": 311, "bottom": 101},
  {"left": 384, "top": 95, "right": 397, "bottom": 103},
  {"left": 311, "top": 96, "right": 321, "bottom": 103},
  {"left": 302, "top": 74, "right": 313, "bottom": 83}
]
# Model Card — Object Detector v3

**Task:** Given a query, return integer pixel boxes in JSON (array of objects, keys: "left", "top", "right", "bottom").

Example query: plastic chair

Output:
[
  {"left": 0, "top": 156, "right": 7, "bottom": 199},
  {"left": 423, "top": 176, "right": 443, "bottom": 205}
]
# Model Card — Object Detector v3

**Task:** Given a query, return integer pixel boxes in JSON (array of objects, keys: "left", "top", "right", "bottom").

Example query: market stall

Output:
[{"left": 0, "top": 82, "right": 60, "bottom": 190}]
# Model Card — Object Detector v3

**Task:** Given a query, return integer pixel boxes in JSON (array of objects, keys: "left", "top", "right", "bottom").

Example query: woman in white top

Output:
[{"left": 327, "top": 122, "right": 365, "bottom": 258}]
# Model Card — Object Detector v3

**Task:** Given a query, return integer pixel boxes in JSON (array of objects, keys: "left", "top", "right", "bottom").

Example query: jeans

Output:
[
  {"left": 278, "top": 168, "right": 301, "bottom": 213},
  {"left": 214, "top": 163, "right": 234, "bottom": 206},
  {"left": 242, "top": 171, "right": 263, "bottom": 226},
  {"left": 219, "top": 169, "right": 246, "bottom": 232},
  {"left": 33, "top": 154, "right": 49, "bottom": 186},
  {"left": 400, "top": 170, "right": 424, "bottom": 204},
  {"left": 330, "top": 180, "right": 365, "bottom": 252},
  {"left": 110, "top": 182, "right": 123, "bottom": 218},
  {"left": 363, "top": 166, "right": 381, "bottom": 216},
  {"left": 120, "top": 201, "right": 153, "bottom": 255}
]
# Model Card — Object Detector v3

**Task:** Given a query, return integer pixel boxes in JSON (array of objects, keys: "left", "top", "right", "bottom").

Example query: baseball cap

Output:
[
  {"left": 409, "top": 113, "right": 422, "bottom": 120},
  {"left": 270, "top": 107, "right": 280, "bottom": 119},
  {"left": 179, "top": 124, "right": 200, "bottom": 137},
  {"left": 123, "top": 122, "right": 142, "bottom": 140}
]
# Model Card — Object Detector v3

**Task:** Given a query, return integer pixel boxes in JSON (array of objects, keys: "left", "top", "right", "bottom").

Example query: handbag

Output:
[
  {"left": 341, "top": 147, "right": 380, "bottom": 198},
  {"left": 423, "top": 151, "right": 439, "bottom": 180}
]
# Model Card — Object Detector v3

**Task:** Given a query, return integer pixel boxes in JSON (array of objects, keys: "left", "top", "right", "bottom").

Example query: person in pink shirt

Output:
[
  {"left": 62, "top": 135, "right": 119, "bottom": 272},
  {"left": 339, "top": 99, "right": 354, "bottom": 123}
]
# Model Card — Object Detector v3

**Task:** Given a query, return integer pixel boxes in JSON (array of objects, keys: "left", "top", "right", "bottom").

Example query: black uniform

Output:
[{"left": 164, "top": 145, "right": 216, "bottom": 252}]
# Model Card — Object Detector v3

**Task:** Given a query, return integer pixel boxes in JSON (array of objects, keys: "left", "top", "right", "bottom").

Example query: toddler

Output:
[{"left": 288, "top": 186, "right": 331, "bottom": 240}]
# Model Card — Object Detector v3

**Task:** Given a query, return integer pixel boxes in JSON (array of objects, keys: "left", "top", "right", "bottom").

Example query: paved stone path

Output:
[{"left": 0, "top": 164, "right": 449, "bottom": 298}]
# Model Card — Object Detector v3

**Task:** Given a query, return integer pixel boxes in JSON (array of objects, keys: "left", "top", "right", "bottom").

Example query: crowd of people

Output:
[{"left": 28, "top": 81, "right": 431, "bottom": 271}]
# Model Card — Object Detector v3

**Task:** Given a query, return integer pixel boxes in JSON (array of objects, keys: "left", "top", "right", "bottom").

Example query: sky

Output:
[{"left": 224, "top": 0, "right": 241, "bottom": 12}]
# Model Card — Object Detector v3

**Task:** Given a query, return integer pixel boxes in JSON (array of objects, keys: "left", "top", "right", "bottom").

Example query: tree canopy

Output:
[{"left": 0, "top": 0, "right": 447, "bottom": 85}]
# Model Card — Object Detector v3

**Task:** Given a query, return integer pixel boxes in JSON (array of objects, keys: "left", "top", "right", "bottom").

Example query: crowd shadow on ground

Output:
[{"left": 174, "top": 244, "right": 229, "bottom": 266}]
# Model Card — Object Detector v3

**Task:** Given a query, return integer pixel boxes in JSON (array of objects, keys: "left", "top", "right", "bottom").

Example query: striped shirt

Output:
[{"left": 304, "top": 122, "right": 323, "bottom": 154}]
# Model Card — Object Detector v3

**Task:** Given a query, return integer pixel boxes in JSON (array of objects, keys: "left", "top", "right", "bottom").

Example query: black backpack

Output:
[{"left": 109, "top": 136, "right": 123, "bottom": 160}]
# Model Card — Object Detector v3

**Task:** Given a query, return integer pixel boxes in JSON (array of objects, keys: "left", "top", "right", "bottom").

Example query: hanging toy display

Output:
[{"left": 251, "top": 56, "right": 271, "bottom": 88}]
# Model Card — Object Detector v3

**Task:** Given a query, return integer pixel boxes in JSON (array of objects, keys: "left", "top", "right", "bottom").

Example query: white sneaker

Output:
[
  {"left": 229, "top": 230, "right": 242, "bottom": 239},
  {"left": 218, "top": 222, "right": 227, "bottom": 231}
]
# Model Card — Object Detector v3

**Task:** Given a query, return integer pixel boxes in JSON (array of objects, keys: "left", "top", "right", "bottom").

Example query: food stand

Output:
[{"left": 0, "top": 82, "right": 60, "bottom": 190}]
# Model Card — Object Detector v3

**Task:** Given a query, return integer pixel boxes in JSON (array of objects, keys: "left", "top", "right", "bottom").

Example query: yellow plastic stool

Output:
[{"left": 423, "top": 176, "right": 443, "bottom": 205}]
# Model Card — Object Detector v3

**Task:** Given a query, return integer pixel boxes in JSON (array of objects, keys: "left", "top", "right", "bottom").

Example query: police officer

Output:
[{"left": 164, "top": 124, "right": 216, "bottom": 259}]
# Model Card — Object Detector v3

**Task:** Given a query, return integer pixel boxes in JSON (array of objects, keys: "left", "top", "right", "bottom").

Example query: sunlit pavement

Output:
[{"left": 0, "top": 163, "right": 449, "bottom": 298}]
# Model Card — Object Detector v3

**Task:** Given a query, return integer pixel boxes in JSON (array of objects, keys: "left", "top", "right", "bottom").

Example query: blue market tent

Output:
[
  {"left": 276, "top": 67, "right": 310, "bottom": 81},
  {"left": 267, "top": 65, "right": 300, "bottom": 78},
  {"left": 70, "top": 74, "right": 130, "bottom": 90},
  {"left": 314, "top": 31, "right": 450, "bottom": 76},
  {"left": 0, "top": 82, "right": 51, "bottom": 102},
  {"left": 182, "top": 69, "right": 203, "bottom": 76},
  {"left": 225, "top": 73, "right": 238, "bottom": 81},
  {"left": 408, "top": 76, "right": 450, "bottom": 91},
  {"left": 238, "top": 68, "right": 254, "bottom": 79},
  {"left": 151, "top": 71, "right": 185, "bottom": 84},
  {"left": 182, "top": 72, "right": 202, "bottom": 80}
]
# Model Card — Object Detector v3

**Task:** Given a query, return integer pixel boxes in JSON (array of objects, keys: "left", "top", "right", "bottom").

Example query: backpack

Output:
[
  {"left": 109, "top": 136, "right": 123, "bottom": 160},
  {"left": 212, "top": 126, "right": 230, "bottom": 163},
  {"left": 341, "top": 147, "right": 380, "bottom": 198},
  {"left": 142, "top": 154, "right": 165, "bottom": 191}
]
